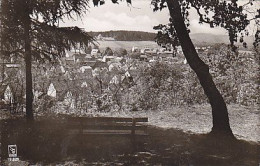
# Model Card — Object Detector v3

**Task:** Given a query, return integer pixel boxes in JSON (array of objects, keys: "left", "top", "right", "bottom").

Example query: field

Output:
[{"left": 95, "top": 40, "right": 160, "bottom": 51}]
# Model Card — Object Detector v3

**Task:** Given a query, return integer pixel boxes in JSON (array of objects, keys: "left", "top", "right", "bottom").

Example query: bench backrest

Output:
[{"left": 68, "top": 117, "right": 148, "bottom": 123}]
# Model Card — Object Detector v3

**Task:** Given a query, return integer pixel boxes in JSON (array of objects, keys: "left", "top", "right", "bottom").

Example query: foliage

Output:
[
  {"left": 0, "top": 0, "right": 94, "bottom": 118},
  {"left": 103, "top": 47, "right": 113, "bottom": 56},
  {"left": 152, "top": 0, "right": 259, "bottom": 50},
  {"left": 153, "top": 22, "right": 180, "bottom": 50},
  {"left": 123, "top": 62, "right": 204, "bottom": 110},
  {"left": 128, "top": 52, "right": 141, "bottom": 59},
  {"left": 114, "top": 48, "right": 128, "bottom": 57},
  {"left": 0, "top": 0, "right": 93, "bottom": 61},
  {"left": 202, "top": 44, "right": 259, "bottom": 105}
]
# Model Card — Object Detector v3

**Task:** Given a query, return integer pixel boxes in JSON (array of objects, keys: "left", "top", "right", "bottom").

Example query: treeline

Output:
[{"left": 88, "top": 30, "right": 156, "bottom": 41}]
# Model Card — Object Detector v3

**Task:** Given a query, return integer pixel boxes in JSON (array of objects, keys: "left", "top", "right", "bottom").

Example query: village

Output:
[
  {"left": 1, "top": 43, "right": 181, "bottom": 111},
  {"left": 1, "top": 41, "right": 256, "bottom": 116},
  {"left": 0, "top": 40, "right": 213, "bottom": 112}
]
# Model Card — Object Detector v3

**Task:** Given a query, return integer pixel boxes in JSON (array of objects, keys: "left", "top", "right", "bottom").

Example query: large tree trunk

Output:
[
  {"left": 166, "top": 0, "right": 233, "bottom": 136},
  {"left": 24, "top": 2, "right": 33, "bottom": 121}
]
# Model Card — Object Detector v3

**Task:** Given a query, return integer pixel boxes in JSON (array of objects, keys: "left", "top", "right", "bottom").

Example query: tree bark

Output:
[
  {"left": 166, "top": 0, "right": 233, "bottom": 136},
  {"left": 24, "top": 2, "right": 33, "bottom": 121}
]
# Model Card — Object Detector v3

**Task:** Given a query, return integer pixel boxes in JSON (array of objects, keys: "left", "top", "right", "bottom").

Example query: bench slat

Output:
[
  {"left": 68, "top": 117, "right": 148, "bottom": 122},
  {"left": 68, "top": 130, "right": 148, "bottom": 136},
  {"left": 67, "top": 124, "right": 147, "bottom": 131}
]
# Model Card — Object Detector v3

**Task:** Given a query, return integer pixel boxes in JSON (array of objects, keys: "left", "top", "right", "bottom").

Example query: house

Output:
[
  {"left": 140, "top": 54, "right": 148, "bottom": 61},
  {"left": 92, "top": 60, "right": 108, "bottom": 70},
  {"left": 81, "top": 81, "right": 88, "bottom": 88},
  {"left": 5, "top": 63, "right": 21, "bottom": 68},
  {"left": 124, "top": 70, "right": 137, "bottom": 81},
  {"left": 132, "top": 46, "right": 139, "bottom": 52},
  {"left": 120, "top": 70, "right": 136, "bottom": 88},
  {"left": 146, "top": 48, "right": 158, "bottom": 55},
  {"left": 4, "top": 85, "right": 14, "bottom": 103},
  {"left": 0, "top": 84, "right": 7, "bottom": 100},
  {"left": 92, "top": 67, "right": 108, "bottom": 77},
  {"left": 183, "top": 58, "right": 187, "bottom": 64},
  {"left": 79, "top": 66, "right": 93, "bottom": 79},
  {"left": 60, "top": 65, "right": 66, "bottom": 73},
  {"left": 91, "top": 49, "right": 100, "bottom": 57},
  {"left": 79, "top": 54, "right": 96, "bottom": 66},
  {"left": 47, "top": 83, "right": 56, "bottom": 98},
  {"left": 65, "top": 56, "right": 75, "bottom": 65},
  {"left": 125, "top": 71, "right": 131, "bottom": 77},
  {"left": 65, "top": 51, "right": 75, "bottom": 57},
  {"left": 141, "top": 47, "right": 152, "bottom": 54},
  {"left": 149, "top": 59, "right": 157, "bottom": 63},
  {"left": 158, "top": 53, "right": 174, "bottom": 61},
  {"left": 73, "top": 53, "right": 86, "bottom": 63},
  {"left": 108, "top": 62, "right": 122, "bottom": 72},
  {"left": 80, "top": 65, "right": 92, "bottom": 74},
  {"left": 82, "top": 60, "right": 96, "bottom": 68},
  {"left": 158, "top": 48, "right": 174, "bottom": 55},
  {"left": 96, "top": 34, "right": 103, "bottom": 40},
  {"left": 109, "top": 75, "right": 121, "bottom": 85},
  {"left": 102, "top": 55, "right": 115, "bottom": 62},
  {"left": 111, "top": 57, "right": 125, "bottom": 64},
  {"left": 33, "top": 90, "right": 44, "bottom": 101},
  {"left": 195, "top": 46, "right": 205, "bottom": 53},
  {"left": 85, "top": 54, "right": 95, "bottom": 61},
  {"left": 96, "top": 34, "right": 115, "bottom": 41},
  {"left": 33, "top": 79, "right": 50, "bottom": 100},
  {"left": 47, "top": 80, "right": 77, "bottom": 101},
  {"left": 63, "top": 91, "right": 75, "bottom": 108},
  {"left": 176, "top": 46, "right": 183, "bottom": 54}
]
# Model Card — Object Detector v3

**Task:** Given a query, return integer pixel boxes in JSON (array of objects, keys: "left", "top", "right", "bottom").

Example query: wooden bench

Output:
[{"left": 67, "top": 117, "right": 148, "bottom": 136}]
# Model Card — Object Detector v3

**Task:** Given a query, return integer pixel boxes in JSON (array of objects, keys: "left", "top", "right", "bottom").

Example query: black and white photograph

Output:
[{"left": 0, "top": 0, "right": 259, "bottom": 165}]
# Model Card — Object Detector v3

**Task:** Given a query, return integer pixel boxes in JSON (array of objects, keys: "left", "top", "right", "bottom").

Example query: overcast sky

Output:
[{"left": 61, "top": 0, "right": 257, "bottom": 35}]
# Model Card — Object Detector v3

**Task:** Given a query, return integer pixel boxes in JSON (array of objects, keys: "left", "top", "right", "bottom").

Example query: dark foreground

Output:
[{"left": 0, "top": 118, "right": 259, "bottom": 166}]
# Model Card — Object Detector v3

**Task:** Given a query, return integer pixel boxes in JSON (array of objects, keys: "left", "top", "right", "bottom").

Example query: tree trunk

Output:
[
  {"left": 166, "top": 0, "right": 233, "bottom": 136},
  {"left": 24, "top": 2, "right": 33, "bottom": 121}
]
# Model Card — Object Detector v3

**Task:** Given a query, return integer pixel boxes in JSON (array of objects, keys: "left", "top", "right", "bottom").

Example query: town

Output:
[
  {"left": 0, "top": 39, "right": 257, "bottom": 116},
  {"left": 0, "top": 41, "right": 188, "bottom": 113}
]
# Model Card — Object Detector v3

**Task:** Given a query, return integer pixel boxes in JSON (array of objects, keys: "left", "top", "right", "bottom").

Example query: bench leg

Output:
[{"left": 131, "top": 118, "right": 136, "bottom": 135}]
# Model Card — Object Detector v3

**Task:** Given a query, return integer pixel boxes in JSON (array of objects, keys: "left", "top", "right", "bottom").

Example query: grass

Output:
[
  {"left": 53, "top": 103, "right": 259, "bottom": 143},
  {"left": 1, "top": 103, "right": 258, "bottom": 143},
  {"left": 1, "top": 120, "right": 259, "bottom": 166},
  {"left": 1, "top": 103, "right": 259, "bottom": 165}
]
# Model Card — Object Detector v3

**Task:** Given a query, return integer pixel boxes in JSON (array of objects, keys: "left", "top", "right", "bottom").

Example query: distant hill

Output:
[
  {"left": 190, "top": 33, "right": 254, "bottom": 46},
  {"left": 190, "top": 33, "right": 229, "bottom": 46},
  {"left": 88, "top": 31, "right": 254, "bottom": 46}
]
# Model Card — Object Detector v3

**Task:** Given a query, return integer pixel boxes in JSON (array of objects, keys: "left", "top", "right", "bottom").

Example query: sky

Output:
[{"left": 61, "top": 0, "right": 258, "bottom": 35}]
